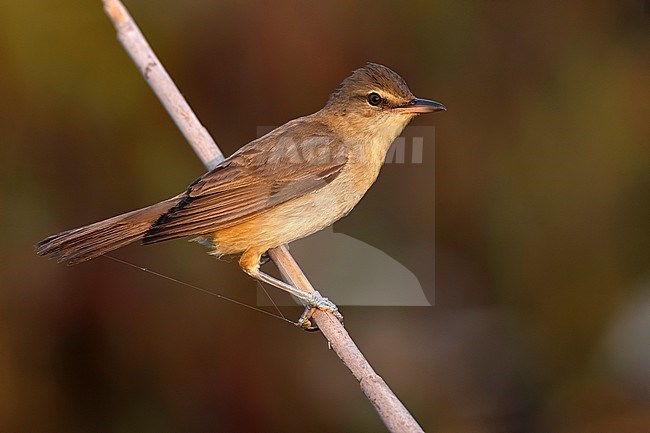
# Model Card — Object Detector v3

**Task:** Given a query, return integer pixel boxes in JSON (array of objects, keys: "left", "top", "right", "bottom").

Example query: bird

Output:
[{"left": 36, "top": 63, "right": 446, "bottom": 328}]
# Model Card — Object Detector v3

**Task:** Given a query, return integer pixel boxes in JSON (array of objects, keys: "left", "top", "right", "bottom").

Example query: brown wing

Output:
[{"left": 143, "top": 117, "right": 347, "bottom": 243}]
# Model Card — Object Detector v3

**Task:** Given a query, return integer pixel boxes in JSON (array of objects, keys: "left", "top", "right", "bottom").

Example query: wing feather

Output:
[{"left": 143, "top": 118, "right": 347, "bottom": 244}]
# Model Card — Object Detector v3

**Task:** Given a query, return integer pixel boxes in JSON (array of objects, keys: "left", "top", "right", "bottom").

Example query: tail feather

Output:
[{"left": 36, "top": 197, "right": 181, "bottom": 265}]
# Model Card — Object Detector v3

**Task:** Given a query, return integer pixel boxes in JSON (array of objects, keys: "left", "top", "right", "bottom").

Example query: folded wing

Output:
[{"left": 143, "top": 118, "right": 347, "bottom": 243}]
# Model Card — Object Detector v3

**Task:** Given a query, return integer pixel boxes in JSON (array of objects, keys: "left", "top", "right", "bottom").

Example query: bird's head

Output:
[{"left": 322, "top": 63, "right": 445, "bottom": 142}]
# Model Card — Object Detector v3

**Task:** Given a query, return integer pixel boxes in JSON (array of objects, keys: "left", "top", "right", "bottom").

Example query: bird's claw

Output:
[{"left": 296, "top": 293, "right": 344, "bottom": 332}]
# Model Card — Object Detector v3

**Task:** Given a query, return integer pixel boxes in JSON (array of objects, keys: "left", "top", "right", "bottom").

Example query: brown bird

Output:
[{"left": 36, "top": 63, "right": 445, "bottom": 327}]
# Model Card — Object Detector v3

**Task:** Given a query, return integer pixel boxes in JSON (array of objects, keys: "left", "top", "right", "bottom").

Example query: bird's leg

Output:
[
  {"left": 259, "top": 251, "right": 271, "bottom": 266},
  {"left": 240, "top": 248, "right": 343, "bottom": 330}
]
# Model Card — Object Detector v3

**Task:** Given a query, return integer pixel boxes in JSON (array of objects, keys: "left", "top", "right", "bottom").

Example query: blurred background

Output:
[{"left": 1, "top": 1, "right": 649, "bottom": 432}]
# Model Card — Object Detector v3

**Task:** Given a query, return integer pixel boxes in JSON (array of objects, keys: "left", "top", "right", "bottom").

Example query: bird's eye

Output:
[{"left": 367, "top": 92, "right": 382, "bottom": 106}]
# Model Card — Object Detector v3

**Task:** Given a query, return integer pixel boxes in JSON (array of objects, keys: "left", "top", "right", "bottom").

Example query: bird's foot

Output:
[{"left": 297, "top": 293, "right": 344, "bottom": 332}]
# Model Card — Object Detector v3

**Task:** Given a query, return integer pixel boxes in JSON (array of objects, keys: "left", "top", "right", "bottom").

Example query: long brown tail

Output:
[{"left": 36, "top": 197, "right": 182, "bottom": 265}]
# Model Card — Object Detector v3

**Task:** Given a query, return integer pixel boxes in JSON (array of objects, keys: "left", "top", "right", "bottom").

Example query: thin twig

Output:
[{"left": 102, "top": 1, "right": 425, "bottom": 431}]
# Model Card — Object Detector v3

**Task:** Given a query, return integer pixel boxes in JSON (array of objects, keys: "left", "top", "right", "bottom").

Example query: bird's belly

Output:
[{"left": 210, "top": 173, "right": 368, "bottom": 255}]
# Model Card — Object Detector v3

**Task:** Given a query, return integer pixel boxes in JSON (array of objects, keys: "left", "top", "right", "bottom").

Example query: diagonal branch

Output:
[{"left": 102, "top": 1, "right": 425, "bottom": 432}]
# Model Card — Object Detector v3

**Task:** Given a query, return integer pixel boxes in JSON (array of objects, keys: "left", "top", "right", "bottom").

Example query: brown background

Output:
[{"left": 1, "top": 1, "right": 649, "bottom": 432}]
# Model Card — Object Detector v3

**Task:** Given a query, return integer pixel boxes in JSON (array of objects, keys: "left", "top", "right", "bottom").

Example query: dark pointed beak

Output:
[{"left": 397, "top": 98, "right": 447, "bottom": 114}]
